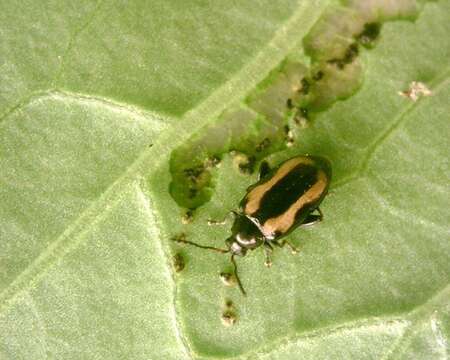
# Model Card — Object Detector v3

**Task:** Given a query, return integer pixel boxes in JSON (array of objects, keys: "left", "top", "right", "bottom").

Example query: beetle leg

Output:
[
  {"left": 300, "top": 207, "right": 323, "bottom": 227},
  {"left": 172, "top": 237, "right": 229, "bottom": 253},
  {"left": 207, "top": 211, "right": 237, "bottom": 226},
  {"left": 258, "top": 161, "right": 271, "bottom": 180},
  {"left": 263, "top": 242, "right": 273, "bottom": 267},
  {"left": 275, "top": 239, "right": 299, "bottom": 254},
  {"left": 231, "top": 254, "right": 246, "bottom": 296}
]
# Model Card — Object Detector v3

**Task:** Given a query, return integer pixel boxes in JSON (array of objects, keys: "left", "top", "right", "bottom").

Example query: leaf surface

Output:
[{"left": 0, "top": 1, "right": 449, "bottom": 359}]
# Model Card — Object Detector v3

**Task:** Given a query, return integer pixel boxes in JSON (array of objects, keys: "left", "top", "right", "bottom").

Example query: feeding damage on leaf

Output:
[
  {"left": 221, "top": 300, "right": 237, "bottom": 327},
  {"left": 398, "top": 81, "right": 432, "bottom": 101},
  {"left": 168, "top": 0, "right": 423, "bottom": 212}
]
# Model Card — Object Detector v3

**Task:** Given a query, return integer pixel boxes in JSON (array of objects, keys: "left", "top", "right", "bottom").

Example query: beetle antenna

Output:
[
  {"left": 172, "top": 237, "right": 229, "bottom": 253},
  {"left": 231, "top": 254, "right": 247, "bottom": 296}
]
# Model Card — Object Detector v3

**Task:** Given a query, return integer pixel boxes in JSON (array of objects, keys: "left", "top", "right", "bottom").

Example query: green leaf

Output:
[{"left": 1, "top": 1, "right": 449, "bottom": 359}]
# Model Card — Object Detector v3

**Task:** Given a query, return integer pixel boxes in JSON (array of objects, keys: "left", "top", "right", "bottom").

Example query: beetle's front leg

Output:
[
  {"left": 263, "top": 242, "right": 273, "bottom": 267},
  {"left": 207, "top": 211, "right": 237, "bottom": 226}
]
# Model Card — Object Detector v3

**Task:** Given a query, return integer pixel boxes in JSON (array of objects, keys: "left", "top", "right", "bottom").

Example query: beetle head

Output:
[
  {"left": 225, "top": 237, "right": 248, "bottom": 256},
  {"left": 226, "top": 214, "right": 264, "bottom": 256}
]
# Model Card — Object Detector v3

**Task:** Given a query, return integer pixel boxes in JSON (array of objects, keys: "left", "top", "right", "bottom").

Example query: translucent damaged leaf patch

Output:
[
  {"left": 169, "top": 0, "right": 424, "bottom": 211},
  {"left": 247, "top": 61, "right": 308, "bottom": 124},
  {"left": 303, "top": 6, "right": 367, "bottom": 61},
  {"left": 304, "top": 0, "right": 420, "bottom": 60},
  {"left": 344, "top": 0, "right": 420, "bottom": 21},
  {"left": 306, "top": 59, "right": 364, "bottom": 110},
  {"left": 302, "top": 0, "right": 422, "bottom": 112},
  {"left": 169, "top": 106, "right": 283, "bottom": 209},
  {"left": 305, "top": 0, "right": 420, "bottom": 60}
]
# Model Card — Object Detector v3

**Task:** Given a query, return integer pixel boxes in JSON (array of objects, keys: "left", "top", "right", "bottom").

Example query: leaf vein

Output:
[
  {"left": 137, "top": 181, "right": 195, "bottom": 360},
  {"left": 52, "top": 0, "right": 106, "bottom": 85},
  {"left": 381, "top": 282, "right": 450, "bottom": 360}
]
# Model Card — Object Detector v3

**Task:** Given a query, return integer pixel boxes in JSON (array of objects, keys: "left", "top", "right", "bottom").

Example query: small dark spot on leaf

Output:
[
  {"left": 181, "top": 209, "right": 194, "bottom": 224},
  {"left": 173, "top": 253, "right": 185, "bottom": 273},
  {"left": 294, "top": 107, "right": 309, "bottom": 127},
  {"left": 255, "top": 138, "right": 271, "bottom": 153},
  {"left": 299, "top": 107, "right": 309, "bottom": 118},
  {"left": 238, "top": 156, "right": 256, "bottom": 174},
  {"left": 286, "top": 98, "right": 294, "bottom": 109},
  {"left": 328, "top": 43, "right": 359, "bottom": 69},
  {"left": 221, "top": 310, "right": 237, "bottom": 327},
  {"left": 357, "top": 22, "right": 381, "bottom": 48},
  {"left": 344, "top": 43, "right": 359, "bottom": 63},
  {"left": 188, "top": 187, "right": 197, "bottom": 199},
  {"left": 231, "top": 152, "right": 256, "bottom": 174},
  {"left": 204, "top": 155, "right": 221, "bottom": 169},
  {"left": 225, "top": 299, "right": 234, "bottom": 308},
  {"left": 284, "top": 125, "right": 294, "bottom": 147},
  {"left": 183, "top": 165, "right": 205, "bottom": 183},
  {"left": 220, "top": 272, "right": 236, "bottom": 287},
  {"left": 300, "top": 78, "right": 310, "bottom": 95},
  {"left": 313, "top": 71, "right": 324, "bottom": 81}
]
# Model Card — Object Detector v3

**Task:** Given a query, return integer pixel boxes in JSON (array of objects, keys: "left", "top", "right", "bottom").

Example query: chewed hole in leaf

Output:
[{"left": 220, "top": 272, "right": 236, "bottom": 287}]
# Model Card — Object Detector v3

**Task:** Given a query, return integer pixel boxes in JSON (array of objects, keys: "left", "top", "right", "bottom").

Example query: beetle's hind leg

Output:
[
  {"left": 263, "top": 242, "right": 274, "bottom": 267},
  {"left": 300, "top": 207, "right": 323, "bottom": 227},
  {"left": 274, "top": 239, "right": 299, "bottom": 254}
]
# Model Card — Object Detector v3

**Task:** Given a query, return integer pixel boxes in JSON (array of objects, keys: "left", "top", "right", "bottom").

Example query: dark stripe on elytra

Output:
[{"left": 253, "top": 163, "right": 318, "bottom": 223}]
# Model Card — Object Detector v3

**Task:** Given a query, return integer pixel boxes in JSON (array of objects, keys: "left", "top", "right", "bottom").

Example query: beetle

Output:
[{"left": 173, "top": 155, "right": 332, "bottom": 295}]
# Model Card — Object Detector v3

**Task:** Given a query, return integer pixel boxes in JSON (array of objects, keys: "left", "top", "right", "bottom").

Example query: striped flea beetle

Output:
[{"left": 174, "top": 155, "right": 332, "bottom": 295}]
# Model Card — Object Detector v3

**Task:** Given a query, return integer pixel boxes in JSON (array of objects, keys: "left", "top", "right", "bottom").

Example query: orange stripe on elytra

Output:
[
  {"left": 244, "top": 157, "right": 312, "bottom": 215},
  {"left": 261, "top": 170, "right": 327, "bottom": 238}
]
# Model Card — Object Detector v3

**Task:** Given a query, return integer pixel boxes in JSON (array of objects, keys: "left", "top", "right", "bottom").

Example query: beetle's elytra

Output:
[{"left": 174, "top": 155, "right": 332, "bottom": 295}]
